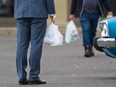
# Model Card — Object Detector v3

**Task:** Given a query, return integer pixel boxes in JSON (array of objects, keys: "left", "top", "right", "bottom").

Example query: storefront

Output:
[
  {"left": 0, "top": 0, "right": 14, "bottom": 17},
  {"left": 1, "top": 0, "right": 115, "bottom": 27},
  {"left": 0, "top": 0, "right": 70, "bottom": 27}
]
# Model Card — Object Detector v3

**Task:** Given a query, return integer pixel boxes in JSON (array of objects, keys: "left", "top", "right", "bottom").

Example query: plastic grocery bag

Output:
[
  {"left": 65, "top": 20, "right": 80, "bottom": 44},
  {"left": 44, "top": 23, "right": 63, "bottom": 46}
]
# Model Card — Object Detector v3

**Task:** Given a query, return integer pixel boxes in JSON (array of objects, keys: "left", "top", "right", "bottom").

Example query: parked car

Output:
[{"left": 94, "top": 16, "right": 116, "bottom": 58}]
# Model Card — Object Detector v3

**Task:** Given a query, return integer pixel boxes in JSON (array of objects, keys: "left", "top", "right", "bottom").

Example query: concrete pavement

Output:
[{"left": 0, "top": 31, "right": 116, "bottom": 87}]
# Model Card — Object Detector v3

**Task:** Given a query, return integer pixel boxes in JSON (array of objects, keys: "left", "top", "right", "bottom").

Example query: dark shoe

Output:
[
  {"left": 84, "top": 50, "right": 94, "bottom": 57},
  {"left": 84, "top": 49, "right": 92, "bottom": 57},
  {"left": 19, "top": 79, "right": 28, "bottom": 85},
  {"left": 28, "top": 79, "right": 46, "bottom": 85},
  {"left": 84, "top": 45, "right": 94, "bottom": 57}
]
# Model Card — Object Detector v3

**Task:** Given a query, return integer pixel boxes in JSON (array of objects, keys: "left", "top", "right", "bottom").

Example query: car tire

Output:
[{"left": 93, "top": 37, "right": 104, "bottom": 52}]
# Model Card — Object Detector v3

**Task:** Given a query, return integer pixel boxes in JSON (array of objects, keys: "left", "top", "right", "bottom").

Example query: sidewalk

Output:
[
  {"left": 0, "top": 27, "right": 16, "bottom": 35},
  {"left": 0, "top": 27, "right": 82, "bottom": 35},
  {"left": 0, "top": 27, "right": 101, "bottom": 36}
]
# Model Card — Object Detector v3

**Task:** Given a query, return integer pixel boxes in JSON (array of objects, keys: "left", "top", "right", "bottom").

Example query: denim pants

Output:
[
  {"left": 16, "top": 18, "right": 47, "bottom": 81},
  {"left": 80, "top": 11, "right": 100, "bottom": 46}
]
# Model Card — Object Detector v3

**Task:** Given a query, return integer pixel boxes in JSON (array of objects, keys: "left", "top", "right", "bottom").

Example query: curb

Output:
[
  {"left": 0, "top": 27, "right": 16, "bottom": 35},
  {"left": 0, "top": 27, "right": 101, "bottom": 35},
  {"left": 0, "top": 27, "right": 82, "bottom": 35}
]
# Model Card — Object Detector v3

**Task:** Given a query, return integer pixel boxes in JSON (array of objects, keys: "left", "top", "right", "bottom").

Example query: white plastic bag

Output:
[
  {"left": 65, "top": 20, "right": 80, "bottom": 44},
  {"left": 44, "top": 23, "right": 63, "bottom": 46}
]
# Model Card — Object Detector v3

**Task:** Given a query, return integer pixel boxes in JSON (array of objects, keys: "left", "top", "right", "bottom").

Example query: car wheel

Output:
[{"left": 93, "top": 37, "right": 104, "bottom": 52}]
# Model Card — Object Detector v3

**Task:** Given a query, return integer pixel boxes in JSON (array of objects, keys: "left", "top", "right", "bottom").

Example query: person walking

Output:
[
  {"left": 14, "top": 0, "right": 56, "bottom": 85},
  {"left": 69, "top": 0, "right": 113, "bottom": 57}
]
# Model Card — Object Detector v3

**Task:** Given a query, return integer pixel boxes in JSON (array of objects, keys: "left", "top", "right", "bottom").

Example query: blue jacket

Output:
[{"left": 14, "top": 0, "right": 55, "bottom": 19}]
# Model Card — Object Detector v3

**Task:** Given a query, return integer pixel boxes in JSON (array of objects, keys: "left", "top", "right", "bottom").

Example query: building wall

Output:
[
  {"left": 48, "top": 0, "right": 69, "bottom": 26},
  {"left": 0, "top": 0, "right": 71, "bottom": 27},
  {"left": 0, "top": 0, "right": 115, "bottom": 27}
]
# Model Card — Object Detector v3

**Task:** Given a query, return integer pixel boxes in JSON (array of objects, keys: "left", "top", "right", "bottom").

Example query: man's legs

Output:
[
  {"left": 80, "top": 12, "right": 99, "bottom": 57},
  {"left": 80, "top": 12, "right": 92, "bottom": 57},
  {"left": 16, "top": 18, "right": 30, "bottom": 83},
  {"left": 90, "top": 14, "right": 99, "bottom": 56},
  {"left": 28, "top": 18, "right": 47, "bottom": 83}
]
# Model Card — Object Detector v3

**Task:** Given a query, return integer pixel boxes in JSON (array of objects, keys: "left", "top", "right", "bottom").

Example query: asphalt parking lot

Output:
[{"left": 0, "top": 28, "right": 116, "bottom": 87}]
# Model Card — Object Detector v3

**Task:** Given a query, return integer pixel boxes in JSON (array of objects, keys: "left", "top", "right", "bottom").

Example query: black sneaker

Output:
[
  {"left": 28, "top": 79, "right": 46, "bottom": 85},
  {"left": 19, "top": 79, "right": 28, "bottom": 85}
]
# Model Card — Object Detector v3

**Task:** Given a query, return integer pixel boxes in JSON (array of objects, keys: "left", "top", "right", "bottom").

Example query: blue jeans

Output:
[
  {"left": 80, "top": 11, "right": 99, "bottom": 46},
  {"left": 16, "top": 18, "right": 47, "bottom": 81}
]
